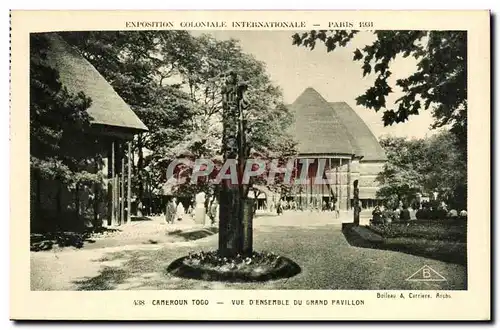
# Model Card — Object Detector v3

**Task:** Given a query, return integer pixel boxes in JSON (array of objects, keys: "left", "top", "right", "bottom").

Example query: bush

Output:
[
  {"left": 369, "top": 220, "right": 466, "bottom": 242},
  {"left": 416, "top": 208, "right": 449, "bottom": 220}
]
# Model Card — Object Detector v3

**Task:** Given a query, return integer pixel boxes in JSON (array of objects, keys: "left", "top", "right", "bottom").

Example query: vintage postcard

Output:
[{"left": 10, "top": 10, "right": 490, "bottom": 321}]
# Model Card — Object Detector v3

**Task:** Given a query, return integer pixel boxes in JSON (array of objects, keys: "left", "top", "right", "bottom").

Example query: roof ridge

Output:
[{"left": 288, "top": 88, "right": 354, "bottom": 155}]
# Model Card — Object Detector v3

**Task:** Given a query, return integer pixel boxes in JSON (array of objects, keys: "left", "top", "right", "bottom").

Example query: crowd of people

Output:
[
  {"left": 163, "top": 197, "right": 220, "bottom": 225},
  {"left": 371, "top": 199, "right": 468, "bottom": 225},
  {"left": 271, "top": 199, "right": 341, "bottom": 217}
]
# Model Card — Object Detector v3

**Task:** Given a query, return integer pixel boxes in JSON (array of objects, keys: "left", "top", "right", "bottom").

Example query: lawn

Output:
[
  {"left": 358, "top": 219, "right": 467, "bottom": 266},
  {"left": 32, "top": 222, "right": 467, "bottom": 291}
]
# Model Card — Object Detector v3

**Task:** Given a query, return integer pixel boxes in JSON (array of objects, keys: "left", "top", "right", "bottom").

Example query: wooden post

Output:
[
  {"left": 127, "top": 141, "right": 132, "bottom": 224},
  {"left": 326, "top": 157, "right": 330, "bottom": 205},
  {"left": 93, "top": 158, "right": 100, "bottom": 228},
  {"left": 335, "top": 158, "right": 339, "bottom": 208},
  {"left": 114, "top": 142, "right": 119, "bottom": 226},
  {"left": 110, "top": 140, "right": 116, "bottom": 226},
  {"left": 321, "top": 159, "right": 325, "bottom": 201},
  {"left": 347, "top": 159, "right": 351, "bottom": 210},
  {"left": 218, "top": 72, "right": 243, "bottom": 257},
  {"left": 121, "top": 145, "right": 125, "bottom": 225},
  {"left": 353, "top": 179, "right": 360, "bottom": 226},
  {"left": 339, "top": 158, "right": 343, "bottom": 210}
]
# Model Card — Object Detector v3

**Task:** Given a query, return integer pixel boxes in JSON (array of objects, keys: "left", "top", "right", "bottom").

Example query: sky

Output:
[{"left": 192, "top": 30, "right": 437, "bottom": 140}]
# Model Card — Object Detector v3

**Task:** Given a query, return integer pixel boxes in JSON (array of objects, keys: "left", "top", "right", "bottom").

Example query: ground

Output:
[{"left": 30, "top": 210, "right": 467, "bottom": 291}]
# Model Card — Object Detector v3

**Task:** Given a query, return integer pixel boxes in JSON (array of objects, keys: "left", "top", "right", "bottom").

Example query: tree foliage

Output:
[
  {"left": 62, "top": 31, "right": 199, "bottom": 198},
  {"left": 292, "top": 30, "right": 467, "bottom": 157},
  {"left": 377, "top": 132, "right": 466, "bottom": 209},
  {"left": 62, "top": 31, "right": 296, "bottom": 203},
  {"left": 30, "top": 33, "right": 102, "bottom": 188}
]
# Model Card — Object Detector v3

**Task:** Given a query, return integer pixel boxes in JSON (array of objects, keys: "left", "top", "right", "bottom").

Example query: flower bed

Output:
[{"left": 167, "top": 251, "right": 301, "bottom": 282}]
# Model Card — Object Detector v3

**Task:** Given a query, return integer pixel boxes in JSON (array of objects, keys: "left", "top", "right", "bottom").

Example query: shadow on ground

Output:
[
  {"left": 130, "top": 216, "right": 153, "bottom": 222},
  {"left": 73, "top": 228, "right": 221, "bottom": 290},
  {"left": 168, "top": 227, "right": 218, "bottom": 241},
  {"left": 342, "top": 224, "right": 467, "bottom": 266},
  {"left": 73, "top": 246, "right": 211, "bottom": 290},
  {"left": 30, "top": 227, "right": 121, "bottom": 251}
]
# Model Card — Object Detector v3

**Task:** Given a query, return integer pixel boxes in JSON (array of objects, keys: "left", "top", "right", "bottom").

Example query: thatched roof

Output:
[
  {"left": 329, "top": 102, "right": 387, "bottom": 161},
  {"left": 287, "top": 88, "right": 386, "bottom": 161},
  {"left": 288, "top": 88, "right": 353, "bottom": 155},
  {"left": 42, "top": 33, "right": 148, "bottom": 133}
]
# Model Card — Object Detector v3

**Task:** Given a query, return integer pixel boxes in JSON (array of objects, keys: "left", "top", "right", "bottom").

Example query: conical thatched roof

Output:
[
  {"left": 329, "top": 102, "right": 387, "bottom": 161},
  {"left": 287, "top": 88, "right": 386, "bottom": 161},
  {"left": 288, "top": 88, "right": 354, "bottom": 155},
  {"left": 41, "top": 33, "right": 148, "bottom": 133}
]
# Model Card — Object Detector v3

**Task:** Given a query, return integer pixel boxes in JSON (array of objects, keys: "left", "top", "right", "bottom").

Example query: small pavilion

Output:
[{"left": 31, "top": 33, "right": 148, "bottom": 229}]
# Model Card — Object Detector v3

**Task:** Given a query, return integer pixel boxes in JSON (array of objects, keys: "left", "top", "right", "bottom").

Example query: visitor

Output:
[
  {"left": 409, "top": 205, "right": 417, "bottom": 220},
  {"left": 448, "top": 209, "right": 458, "bottom": 219},
  {"left": 165, "top": 197, "right": 176, "bottom": 224},
  {"left": 176, "top": 200, "right": 185, "bottom": 221},
  {"left": 276, "top": 200, "right": 283, "bottom": 215},
  {"left": 393, "top": 207, "right": 401, "bottom": 222},
  {"left": 372, "top": 204, "right": 383, "bottom": 224},
  {"left": 210, "top": 200, "right": 218, "bottom": 225},
  {"left": 440, "top": 200, "right": 448, "bottom": 212},
  {"left": 400, "top": 205, "right": 411, "bottom": 222},
  {"left": 334, "top": 200, "right": 340, "bottom": 219},
  {"left": 137, "top": 200, "right": 143, "bottom": 217}
]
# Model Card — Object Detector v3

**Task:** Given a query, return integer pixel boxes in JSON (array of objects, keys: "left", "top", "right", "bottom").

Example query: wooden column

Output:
[
  {"left": 321, "top": 158, "right": 328, "bottom": 199},
  {"left": 110, "top": 140, "right": 116, "bottom": 226},
  {"left": 335, "top": 158, "right": 339, "bottom": 208},
  {"left": 326, "top": 157, "right": 331, "bottom": 204},
  {"left": 115, "top": 143, "right": 120, "bottom": 225},
  {"left": 127, "top": 141, "right": 132, "bottom": 224},
  {"left": 120, "top": 144, "right": 125, "bottom": 225},
  {"left": 347, "top": 159, "right": 351, "bottom": 210},
  {"left": 93, "top": 158, "right": 100, "bottom": 228},
  {"left": 339, "top": 158, "right": 343, "bottom": 210},
  {"left": 308, "top": 168, "right": 312, "bottom": 208}
]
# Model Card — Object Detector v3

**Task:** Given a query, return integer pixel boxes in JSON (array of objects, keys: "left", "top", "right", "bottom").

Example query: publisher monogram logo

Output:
[{"left": 406, "top": 265, "right": 447, "bottom": 282}]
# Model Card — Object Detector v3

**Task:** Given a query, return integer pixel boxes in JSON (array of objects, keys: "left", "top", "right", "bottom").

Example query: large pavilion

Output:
[{"left": 286, "top": 87, "right": 387, "bottom": 211}]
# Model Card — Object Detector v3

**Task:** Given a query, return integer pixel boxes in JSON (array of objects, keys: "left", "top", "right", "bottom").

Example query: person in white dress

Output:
[
  {"left": 176, "top": 201, "right": 185, "bottom": 221},
  {"left": 194, "top": 191, "right": 206, "bottom": 225}
]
